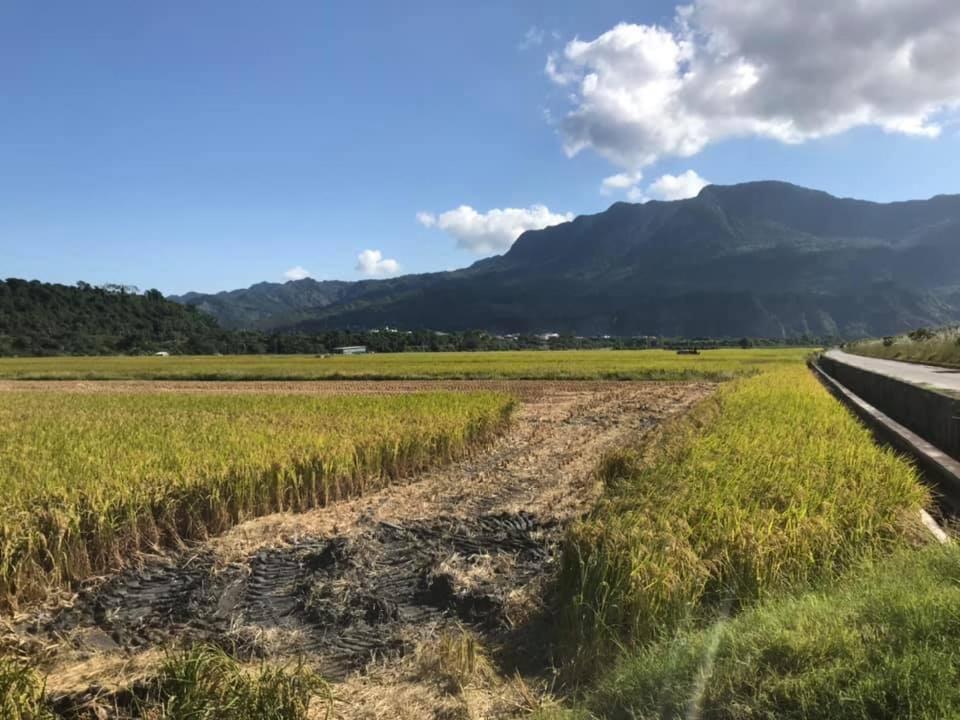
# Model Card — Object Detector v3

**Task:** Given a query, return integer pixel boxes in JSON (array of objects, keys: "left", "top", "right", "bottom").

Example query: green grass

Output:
[
  {"left": 0, "top": 646, "right": 329, "bottom": 720},
  {"left": 0, "top": 656, "right": 53, "bottom": 720},
  {"left": 144, "top": 646, "right": 329, "bottom": 720},
  {"left": 557, "top": 365, "right": 928, "bottom": 672},
  {"left": 0, "top": 348, "right": 814, "bottom": 381},
  {"left": 0, "top": 390, "right": 512, "bottom": 608},
  {"left": 848, "top": 328, "right": 960, "bottom": 367},
  {"left": 539, "top": 544, "right": 960, "bottom": 720}
]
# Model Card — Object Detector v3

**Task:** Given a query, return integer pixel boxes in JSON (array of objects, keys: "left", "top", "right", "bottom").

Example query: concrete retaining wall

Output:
[
  {"left": 811, "top": 361, "right": 960, "bottom": 509},
  {"left": 818, "top": 354, "right": 960, "bottom": 461}
]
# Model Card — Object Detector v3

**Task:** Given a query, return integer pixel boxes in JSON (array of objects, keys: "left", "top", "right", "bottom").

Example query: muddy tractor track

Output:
[
  {"left": 49, "top": 512, "right": 554, "bottom": 681},
  {"left": 12, "top": 380, "right": 714, "bottom": 718}
]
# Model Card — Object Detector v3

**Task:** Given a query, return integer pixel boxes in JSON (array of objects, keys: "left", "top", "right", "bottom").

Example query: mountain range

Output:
[{"left": 170, "top": 181, "right": 960, "bottom": 338}]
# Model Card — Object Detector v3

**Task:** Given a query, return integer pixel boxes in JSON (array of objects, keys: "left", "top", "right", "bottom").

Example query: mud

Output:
[{"left": 43, "top": 512, "right": 553, "bottom": 684}]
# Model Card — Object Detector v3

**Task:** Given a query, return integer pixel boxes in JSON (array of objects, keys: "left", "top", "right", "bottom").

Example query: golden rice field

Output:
[
  {"left": 0, "top": 390, "right": 512, "bottom": 608},
  {"left": 0, "top": 348, "right": 813, "bottom": 381},
  {"left": 0, "top": 349, "right": 940, "bottom": 718},
  {"left": 558, "top": 364, "right": 929, "bottom": 670}
]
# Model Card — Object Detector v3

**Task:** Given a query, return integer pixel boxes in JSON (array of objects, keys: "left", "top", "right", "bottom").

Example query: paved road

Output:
[{"left": 824, "top": 349, "right": 960, "bottom": 395}]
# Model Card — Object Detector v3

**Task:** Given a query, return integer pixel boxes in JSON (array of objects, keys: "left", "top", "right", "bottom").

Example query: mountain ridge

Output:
[{"left": 170, "top": 181, "right": 960, "bottom": 338}]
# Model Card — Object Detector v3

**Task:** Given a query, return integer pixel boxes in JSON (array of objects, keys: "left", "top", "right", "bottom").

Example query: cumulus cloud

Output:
[
  {"left": 648, "top": 170, "right": 709, "bottom": 200},
  {"left": 356, "top": 249, "right": 400, "bottom": 277},
  {"left": 283, "top": 266, "right": 310, "bottom": 281},
  {"left": 417, "top": 204, "right": 574, "bottom": 254},
  {"left": 547, "top": 0, "right": 960, "bottom": 169}
]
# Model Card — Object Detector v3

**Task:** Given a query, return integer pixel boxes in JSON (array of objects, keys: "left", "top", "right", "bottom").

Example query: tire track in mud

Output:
[
  {"left": 20, "top": 380, "right": 715, "bottom": 715},
  {"left": 47, "top": 513, "right": 554, "bottom": 685}
]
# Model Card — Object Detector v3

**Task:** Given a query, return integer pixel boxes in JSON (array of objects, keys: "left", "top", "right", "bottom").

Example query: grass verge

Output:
[
  {"left": 557, "top": 365, "right": 928, "bottom": 672},
  {"left": 539, "top": 543, "right": 960, "bottom": 720},
  {"left": 847, "top": 327, "right": 960, "bottom": 367},
  {"left": 0, "top": 391, "right": 512, "bottom": 609}
]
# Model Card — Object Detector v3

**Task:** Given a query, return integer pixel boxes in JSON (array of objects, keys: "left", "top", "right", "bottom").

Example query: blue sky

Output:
[{"left": 2, "top": 0, "right": 959, "bottom": 294}]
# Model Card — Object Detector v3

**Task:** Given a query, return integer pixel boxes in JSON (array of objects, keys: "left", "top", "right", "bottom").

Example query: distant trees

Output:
[
  {"left": 0, "top": 278, "right": 222, "bottom": 356},
  {"left": 0, "top": 278, "right": 842, "bottom": 357}
]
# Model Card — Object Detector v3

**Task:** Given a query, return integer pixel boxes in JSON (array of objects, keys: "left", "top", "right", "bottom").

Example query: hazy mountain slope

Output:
[
  {"left": 171, "top": 181, "right": 960, "bottom": 338},
  {"left": 168, "top": 279, "right": 361, "bottom": 329}
]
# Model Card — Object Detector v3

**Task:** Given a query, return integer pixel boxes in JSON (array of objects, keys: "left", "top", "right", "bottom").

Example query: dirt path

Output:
[{"left": 14, "top": 381, "right": 713, "bottom": 719}]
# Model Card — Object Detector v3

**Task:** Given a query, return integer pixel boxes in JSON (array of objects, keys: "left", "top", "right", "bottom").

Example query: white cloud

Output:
[
  {"left": 283, "top": 266, "right": 310, "bottom": 281},
  {"left": 417, "top": 204, "right": 574, "bottom": 254},
  {"left": 647, "top": 170, "right": 709, "bottom": 200},
  {"left": 601, "top": 171, "right": 643, "bottom": 194},
  {"left": 547, "top": 1, "right": 960, "bottom": 169},
  {"left": 415, "top": 211, "right": 436, "bottom": 227},
  {"left": 602, "top": 169, "right": 708, "bottom": 203},
  {"left": 520, "top": 26, "right": 546, "bottom": 50},
  {"left": 356, "top": 249, "right": 400, "bottom": 277}
]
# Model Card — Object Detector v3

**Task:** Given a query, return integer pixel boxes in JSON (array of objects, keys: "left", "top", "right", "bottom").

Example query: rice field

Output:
[
  {"left": 0, "top": 390, "right": 512, "bottom": 608},
  {"left": 557, "top": 364, "right": 929, "bottom": 671},
  {"left": 0, "top": 346, "right": 938, "bottom": 718},
  {"left": 0, "top": 348, "right": 813, "bottom": 381}
]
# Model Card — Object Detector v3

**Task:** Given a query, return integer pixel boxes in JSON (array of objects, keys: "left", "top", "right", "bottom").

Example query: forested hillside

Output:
[
  {"left": 0, "top": 279, "right": 226, "bottom": 355},
  {"left": 0, "top": 278, "right": 825, "bottom": 356}
]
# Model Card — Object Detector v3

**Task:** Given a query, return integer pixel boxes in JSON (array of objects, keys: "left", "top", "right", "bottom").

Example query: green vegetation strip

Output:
[
  {"left": 0, "top": 391, "right": 512, "bottom": 608},
  {"left": 0, "top": 348, "right": 812, "bottom": 381},
  {"left": 542, "top": 544, "right": 960, "bottom": 720},
  {"left": 848, "top": 326, "right": 960, "bottom": 368},
  {"left": 557, "top": 366, "right": 928, "bottom": 673}
]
